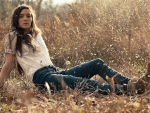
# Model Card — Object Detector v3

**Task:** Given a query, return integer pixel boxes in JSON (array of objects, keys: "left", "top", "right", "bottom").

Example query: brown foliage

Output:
[{"left": 0, "top": 0, "right": 150, "bottom": 112}]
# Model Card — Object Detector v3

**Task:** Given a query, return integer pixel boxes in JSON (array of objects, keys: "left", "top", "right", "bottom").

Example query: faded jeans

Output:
[{"left": 33, "top": 58, "right": 130, "bottom": 95}]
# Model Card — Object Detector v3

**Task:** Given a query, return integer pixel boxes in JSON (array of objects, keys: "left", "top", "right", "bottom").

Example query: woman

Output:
[{"left": 0, "top": 4, "right": 148, "bottom": 95}]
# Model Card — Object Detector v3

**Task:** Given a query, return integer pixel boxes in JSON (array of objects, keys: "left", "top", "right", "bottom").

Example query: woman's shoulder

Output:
[
  {"left": 4, "top": 31, "right": 17, "bottom": 45},
  {"left": 5, "top": 31, "right": 17, "bottom": 40},
  {"left": 34, "top": 32, "right": 43, "bottom": 40}
]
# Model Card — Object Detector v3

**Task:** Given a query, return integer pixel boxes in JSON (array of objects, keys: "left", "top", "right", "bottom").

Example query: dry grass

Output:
[
  {"left": 0, "top": 79, "right": 150, "bottom": 113},
  {"left": 0, "top": 0, "right": 150, "bottom": 112}
]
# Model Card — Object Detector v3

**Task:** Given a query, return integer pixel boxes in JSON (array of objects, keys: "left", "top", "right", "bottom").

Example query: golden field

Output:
[{"left": 0, "top": 0, "right": 150, "bottom": 112}]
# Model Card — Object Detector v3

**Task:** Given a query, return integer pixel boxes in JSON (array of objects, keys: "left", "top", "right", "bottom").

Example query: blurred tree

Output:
[
  {"left": 0, "top": 0, "right": 7, "bottom": 21},
  {"left": 36, "top": 0, "right": 43, "bottom": 19},
  {"left": 0, "top": 0, "right": 75, "bottom": 22}
]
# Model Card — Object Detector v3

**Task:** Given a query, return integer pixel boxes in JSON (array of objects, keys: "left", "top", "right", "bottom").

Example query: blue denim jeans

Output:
[{"left": 33, "top": 58, "right": 130, "bottom": 95}]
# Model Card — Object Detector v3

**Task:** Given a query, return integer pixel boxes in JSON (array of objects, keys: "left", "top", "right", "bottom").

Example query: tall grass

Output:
[
  {"left": 35, "top": 0, "right": 150, "bottom": 78},
  {"left": 0, "top": 0, "right": 150, "bottom": 112}
]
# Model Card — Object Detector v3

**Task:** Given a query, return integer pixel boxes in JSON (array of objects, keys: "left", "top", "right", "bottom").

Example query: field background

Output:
[{"left": 0, "top": 0, "right": 150, "bottom": 112}]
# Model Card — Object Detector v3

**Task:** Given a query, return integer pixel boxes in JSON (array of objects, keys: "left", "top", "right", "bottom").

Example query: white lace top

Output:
[{"left": 4, "top": 31, "right": 54, "bottom": 82}]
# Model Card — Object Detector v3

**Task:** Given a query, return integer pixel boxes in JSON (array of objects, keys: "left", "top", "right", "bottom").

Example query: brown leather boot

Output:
[
  {"left": 135, "top": 62, "right": 150, "bottom": 94},
  {"left": 140, "top": 74, "right": 150, "bottom": 83},
  {"left": 140, "top": 62, "right": 150, "bottom": 83},
  {"left": 127, "top": 79, "right": 150, "bottom": 95},
  {"left": 135, "top": 79, "right": 150, "bottom": 94}
]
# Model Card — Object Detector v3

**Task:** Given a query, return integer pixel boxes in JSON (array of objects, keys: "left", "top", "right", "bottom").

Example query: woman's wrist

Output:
[
  {"left": 0, "top": 85, "right": 3, "bottom": 88},
  {"left": 0, "top": 81, "right": 4, "bottom": 89},
  {"left": 0, "top": 85, "right": 4, "bottom": 90}
]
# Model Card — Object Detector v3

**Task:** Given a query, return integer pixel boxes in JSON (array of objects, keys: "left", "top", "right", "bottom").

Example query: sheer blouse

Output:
[{"left": 4, "top": 31, "right": 53, "bottom": 82}]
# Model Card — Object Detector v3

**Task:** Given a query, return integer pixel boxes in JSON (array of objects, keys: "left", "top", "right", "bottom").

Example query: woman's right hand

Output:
[{"left": 0, "top": 53, "right": 14, "bottom": 86}]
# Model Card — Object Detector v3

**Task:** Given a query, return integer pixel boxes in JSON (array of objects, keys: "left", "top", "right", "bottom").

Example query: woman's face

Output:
[{"left": 18, "top": 9, "right": 32, "bottom": 33}]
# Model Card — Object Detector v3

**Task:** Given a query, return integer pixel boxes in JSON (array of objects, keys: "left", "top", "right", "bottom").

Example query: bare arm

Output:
[{"left": 0, "top": 53, "right": 14, "bottom": 86}]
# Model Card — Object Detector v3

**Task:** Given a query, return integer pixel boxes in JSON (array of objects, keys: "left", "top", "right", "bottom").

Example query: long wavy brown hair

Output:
[{"left": 9, "top": 4, "right": 41, "bottom": 75}]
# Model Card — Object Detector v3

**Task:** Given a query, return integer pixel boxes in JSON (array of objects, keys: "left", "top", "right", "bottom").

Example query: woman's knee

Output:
[{"left": 92, "top": 58, "right": 104, "bottom": 65}]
